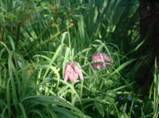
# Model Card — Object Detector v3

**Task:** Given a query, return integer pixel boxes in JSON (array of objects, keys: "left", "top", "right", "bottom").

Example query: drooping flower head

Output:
[
  {"left": 92, "top": 53, "right": 112, "bottom": 69},
  {"left": 64, "top": 61, "right": 84, "bottom": 83}
]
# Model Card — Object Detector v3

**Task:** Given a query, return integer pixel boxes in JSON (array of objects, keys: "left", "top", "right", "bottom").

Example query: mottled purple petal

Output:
[
  {"left": 73, "top": 63, "right": 83, "bottom": 80},
  {"left": 92, "top": 53, "right": 112, "bottom": 69},
  {"left": 64, "top": 61, "right": 84, "bottom": 83}
]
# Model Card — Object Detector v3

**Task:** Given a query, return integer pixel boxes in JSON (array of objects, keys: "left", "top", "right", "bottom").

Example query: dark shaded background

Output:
[{"left": 139, "top": 0, "right": 159, "bottom": 93}]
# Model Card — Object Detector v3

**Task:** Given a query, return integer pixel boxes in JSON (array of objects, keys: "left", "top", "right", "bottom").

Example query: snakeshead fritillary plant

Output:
[
  {"left": 64, "top": 62, "right": 84, "bottom": 83},
  {"left": 92, "top": 53, "right": 113, "bottom": 69}
]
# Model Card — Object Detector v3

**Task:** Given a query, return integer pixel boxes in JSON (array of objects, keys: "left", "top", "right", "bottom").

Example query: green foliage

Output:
[{"left": 0, "top": 0, "right": 158, "bottom": 118}]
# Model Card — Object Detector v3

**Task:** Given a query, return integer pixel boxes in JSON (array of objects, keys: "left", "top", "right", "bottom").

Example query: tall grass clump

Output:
[
  {"left": 1, "top": 0, "right": 158, "bottom": 118},
  {"left": 149, "top": 60, "right": 159, "bottom": 118}
]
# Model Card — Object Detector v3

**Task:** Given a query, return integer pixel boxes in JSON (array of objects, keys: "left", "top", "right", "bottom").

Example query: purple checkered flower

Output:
[
  {"left": 64, "top": 62, "right": 84, "bottom": 83},
  {"left": 92, "top": 53, "right": 112, "bottom": 69}
]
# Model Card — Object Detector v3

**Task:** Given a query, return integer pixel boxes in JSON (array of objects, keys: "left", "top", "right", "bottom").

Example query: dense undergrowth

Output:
[{"left": 0, "top": 0, "right": 158, "bottom": 118}]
